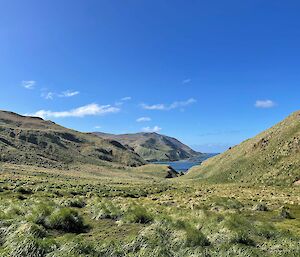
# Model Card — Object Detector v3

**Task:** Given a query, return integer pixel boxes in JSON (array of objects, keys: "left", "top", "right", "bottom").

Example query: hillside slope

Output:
[
  {"left": 93, "top": 132, "right": 200, "bottom": 161},
  {"left": 0, "top": 111, "right": 145, "bottom": 168},
  {"left": 185, "top": 111, "right": 300, "bottom": 186}
]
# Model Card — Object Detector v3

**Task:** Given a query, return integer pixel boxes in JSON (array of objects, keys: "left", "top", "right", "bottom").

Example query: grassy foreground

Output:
[{"left": 0, "top": 163, "right": 299, "bottom": 257}]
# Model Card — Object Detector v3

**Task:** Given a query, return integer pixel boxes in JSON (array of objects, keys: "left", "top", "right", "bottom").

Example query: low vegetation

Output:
[
  {"left": 0, "top": 163, "right": 299, "bottom": 256},
  {"left": 186, "top": 110, "right": 300, "bottom": 186}
]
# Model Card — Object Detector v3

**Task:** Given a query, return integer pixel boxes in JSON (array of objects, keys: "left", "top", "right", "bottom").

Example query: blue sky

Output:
[{"left": 1, "top": 0, "right": 300, "bottom": 152}]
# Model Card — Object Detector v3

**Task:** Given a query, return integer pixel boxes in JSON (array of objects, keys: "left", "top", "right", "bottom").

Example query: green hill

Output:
[
  {"left": 0, "top": 110, "right": 145, "bottom": 168},
  {"left": 93, "top": 132, "right": 200, "bottom": 161},
  {"left": 185, "top": 110, "right": 300, "bottom": 186}
]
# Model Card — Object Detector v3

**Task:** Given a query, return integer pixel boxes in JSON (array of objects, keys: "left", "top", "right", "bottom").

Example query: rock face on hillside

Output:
[
  {"left": 186, "top": 111, "right": 300, "bottom": 186},
  {"left": 0, "top": 110, "right": 145, "bottom": 168},
  {"left": 93, "top": 132, "right": 200, "bottom": 162}
]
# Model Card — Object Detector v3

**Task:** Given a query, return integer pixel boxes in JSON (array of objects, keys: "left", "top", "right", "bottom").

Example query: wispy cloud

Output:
[
  {"left": 255, "top": 100, "right": 276, "bottom": 108},
  {"left": 141, "top": 98, "right": 196, "bottom": 111},
  {"left": 22, "top": 80, "right": 36, "bottom": 89},
  {"left": 26, "top": 103, "right": 120, "bottom": 119},
  {"left": 59, "top": 90, "right": 80, "bottom": 98},
  {"left": 136, "top": 117, "right": 151, "bottom": 122},
  {"left": 141, "top": 103, "right": 165, "bottom": 110},
  {"left": 115, "top": 96, "right": 132, "bottom": 106},
  {"left": 182, "top": 78, "right": 191, "bottom": 84},
  {"left": 94, "top": 125, "right": 102, "bottom": 129},
  {"left": 121, "top": 96, "right": 131, "bottom": 101},
  {"left": 41, "top": 91, "right": 55, "bottom": 100},
  {"left": 142, "top": 125, "right": 162, "bottom": 133},
  {"left": 41, "top": 89, "right": 79, "bottom": 100}
]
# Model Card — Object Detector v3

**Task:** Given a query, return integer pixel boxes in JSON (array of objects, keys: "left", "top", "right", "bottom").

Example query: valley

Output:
[
  {"left": 0, "top": 162, "right": 299, "bottom": 256},
  {"left": 2, "top": 1, "right": 299, "bottom": 256},
  {"left": 0, "top": 110, "right": 299, "bottom": 256}
]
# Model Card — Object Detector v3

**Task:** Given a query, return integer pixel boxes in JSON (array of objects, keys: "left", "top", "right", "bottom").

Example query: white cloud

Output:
[
  {"left": 94, "top": 125, "right": 102, "bottom": 129},
  {"left": 115, "top": 96, "right": 132, "bottom": 106},
  {"left": 22, "top": 80, "right": 36, "bottom": 89},
  {"left": 141, "top": 98, "right": 196, "bottom": 111},
  {"left": 26, "top": 103, "right": 120, "bottom": 119},
  {"left": 136, "top": 117, "right": 151, "bottom": 122},
  {"left": 121, "top": 96, "right": 131, "bottom": 101},
  {"left": 141, "top": 103, "right": 166, "bottom": 110},
  {"left": 182, "top": 78, "right": 191, "bottom": 84},
  {"left": 41, "top": 89, "right": 79, "bottom": 100},
  {"left": 142, "top": 125, "right": 162, "bottom": 133},
  {"left": 59, "top": 90, "right": 80, "bottom": 97},
  {"left": 255, "top": 100, "right": 275, "bottom": 108},
  {"left": 41, "top": 91, "right": 55, "bottom": 100},
  {"left": 169, "top": 98, "right": 196, "bottom": 109}
]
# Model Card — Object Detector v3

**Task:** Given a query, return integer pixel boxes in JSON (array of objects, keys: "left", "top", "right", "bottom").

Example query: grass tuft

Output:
[
  {"left": 45, "top": 208, "right": 87, "bottom": 233},
  {"left": 123, "top": 205, "right": 153, "bottom": 224}
]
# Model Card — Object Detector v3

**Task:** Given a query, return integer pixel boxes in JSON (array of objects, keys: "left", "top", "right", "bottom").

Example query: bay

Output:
[{"left": 153, "top": 153, "right": 218, "bottom": 173}]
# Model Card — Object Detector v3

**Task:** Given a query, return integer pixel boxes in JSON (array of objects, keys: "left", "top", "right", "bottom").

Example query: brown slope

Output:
[
  {"left": 0, "top": 110, "right": 145, "bottom": 168},
  {"left": 93, "top": 132, "right": 200, "bottom": 161}
]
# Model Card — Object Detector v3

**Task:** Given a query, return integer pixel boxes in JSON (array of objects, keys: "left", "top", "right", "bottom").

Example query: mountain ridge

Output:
[
  {"left": 0, "top": 110, "right": 145, "bottom": 168},
  {"left": 93, "top": 131, "right": 201, "bottom": 162}
]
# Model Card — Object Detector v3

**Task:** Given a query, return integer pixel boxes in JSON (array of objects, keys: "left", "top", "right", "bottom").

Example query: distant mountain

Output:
[
  {"left": 185, "top": 111, "right": 300, "bottom": 186},
  {"left": 93, "top": 132, "right": 201, "bottom": 162},
  {"left": 0, "top": 110, "right": 145, "bottom": 168}
]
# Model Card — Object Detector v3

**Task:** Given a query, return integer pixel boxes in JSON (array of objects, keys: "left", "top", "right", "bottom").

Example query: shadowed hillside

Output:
[
  {"left": 93, "top": 132, "right": 200, "bottom": 161},
  {"left": 0, "top": 110, "right": 145, "bottom": 168},
  {"left": 185, "top": 110, "right": 300, "bottom": 186}
]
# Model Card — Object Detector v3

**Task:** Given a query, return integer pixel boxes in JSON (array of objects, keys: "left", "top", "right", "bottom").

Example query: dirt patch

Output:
[{"left": 293, "top": 180, "right": 300, "bottom": 186}]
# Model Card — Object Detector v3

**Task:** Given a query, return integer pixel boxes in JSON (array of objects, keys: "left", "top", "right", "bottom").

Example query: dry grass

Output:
[{"left": 0, "top": 162, "right": 299, "bottom": 256}]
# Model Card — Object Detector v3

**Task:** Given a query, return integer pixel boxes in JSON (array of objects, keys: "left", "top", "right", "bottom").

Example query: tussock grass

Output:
[
  {"left": 90, "top": 199, "right": 123, "bottom": 220},
  {"left": 28, "top": 202, "right": 54, "bottom": 226},
  {"left": 122, "top": 205, "right": 154, "bottom": 224},
  {"left": 0, "top": 163, "right": 299, "bottom": 256},
  {"left": 47, "top": 237, "right": 96, "bottom": 257},
  {"left": 60, "top": 197, "right": 86, "bottom": 208},
  {"left": 45, "top": 208, "right": 87, "bottom": 233},
  {"left": 0, "top": 222, "right": 55, "bottom": 257}
]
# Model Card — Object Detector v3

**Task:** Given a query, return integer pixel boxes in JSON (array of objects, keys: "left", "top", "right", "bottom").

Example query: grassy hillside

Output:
[
  {"left": 0, "top": 110, "right": 145, "bottom": 168},
  {"left": 1, "top": 110, "right": 299, "bottom": 256},
  {"left": 185, "top": 110, "right": 300, "bottom": 186},
  {"left": 0, "top": 162, "right": 299, "bottom": 256},
  {"left": 94, "top": 132, "right": 200, "bottom": 161}
]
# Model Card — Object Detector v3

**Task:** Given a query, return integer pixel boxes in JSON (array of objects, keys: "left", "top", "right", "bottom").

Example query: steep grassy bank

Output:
[{"left": 185, "top": 111, "right": 300, "bottom": 186}]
